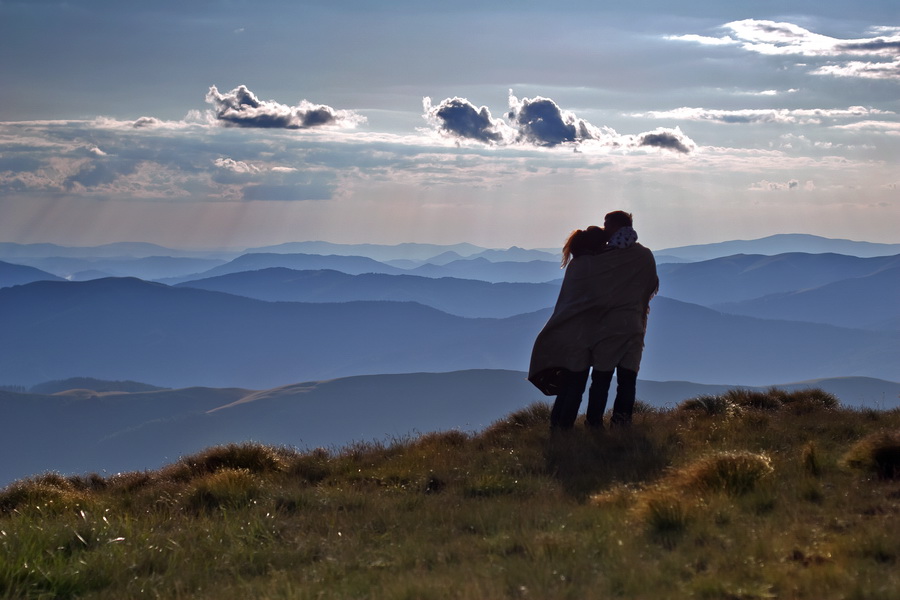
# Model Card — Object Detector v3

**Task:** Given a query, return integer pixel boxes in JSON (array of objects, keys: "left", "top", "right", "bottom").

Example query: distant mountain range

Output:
[
  {"left": 2, "top": 370, "right": 897, "bottom": 487},
  {"left": 0, "top": 259, "right": 64, "bottom": 288},
  {"left": 0, "top": 241, "right": 237, "bottom": 260},
  {"left": 164, "top": 253, "right": 564, "bottom": 285},
  {"left": 177, "top": 268, "right": 561, "bottom": 319},
  {"left": 7, "top": 255, "right": 228, "bottom": 281},
  {"left": 3, "top": 235, "right": 898, "bottom": 286},
  {"left": 4, "top": 233, "right": 899, "bottom": 489},
  {"left": 657, "top": 233, "right": 900, "bottom": 261},
  {"left": 656, "top": 253, "right": 900, "bottom": 306},
  {"left": 169, "top": 252, "right": 898, "bottom": 326},
  {"left": 245, "top": 240, "right": 486, "bottom": 262},
  {"left": 713, "top": 265, "right": 900, "bottom": 331},
  {"left": 1, "top": 277, "right": 896, "bottom": 389}
]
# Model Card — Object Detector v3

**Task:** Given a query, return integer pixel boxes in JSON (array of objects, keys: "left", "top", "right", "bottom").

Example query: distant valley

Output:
[
  {"left": 2, "top": 370, "right": 897, "bottom": 487},
  {"left": 1, "top": 233, "right": 898, "bottom": 483}
]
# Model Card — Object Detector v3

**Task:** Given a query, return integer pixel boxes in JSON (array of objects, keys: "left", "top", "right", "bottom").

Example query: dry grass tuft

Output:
[
  {"left": 163, "top": 442, "right": 290, "bottom": 481},
  {"left": 843, "top": 430, "right": 900, "bottom": 480},
  {"left": 670, "top": 451, "right": 774, "bottom": 496},
  {"left": 286, "top": 447, "right": 332, "bottom": 484},
  {"left": 723, "top": 388, "right": 783, "bottom": 410},
  {"left": 184, "top": 468, "right": 262, "bottom": 511},
  {"left": 0, "top": 473, "right": 88, "bottom": 514},
  {"left": 678, "top": 394, "right": 740, "bottom": 417},
  {"left": 481, "top": 403, "right": 550, "bottom": 444}
]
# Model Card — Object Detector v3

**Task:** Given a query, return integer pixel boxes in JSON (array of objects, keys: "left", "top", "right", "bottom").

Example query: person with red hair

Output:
[{"left": 529, "top": 211, "right": 658, "bottom": 429}]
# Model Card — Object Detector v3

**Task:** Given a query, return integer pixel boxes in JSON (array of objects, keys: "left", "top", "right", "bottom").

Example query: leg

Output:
[
  {"left": 549, "top": 369, "right": 589, "bottom": 430},
  {"left": 610, "top": 368, "right": 638, "bottom": 427},
  {"left": 586, "top": 369, "right": 613, "bottom": 428}
]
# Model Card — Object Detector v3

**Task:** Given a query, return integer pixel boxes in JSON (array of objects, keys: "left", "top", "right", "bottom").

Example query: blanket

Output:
[{"left": 528, "top": 243, "right": 658, "bottom": 395}]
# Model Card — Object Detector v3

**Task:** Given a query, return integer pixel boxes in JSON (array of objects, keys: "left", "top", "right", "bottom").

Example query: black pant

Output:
[
  {"left": 589, "top": 367, "right": 638, "bottom": 426},
  {"left": 549, "top": 367, "right": 638, "bottom": 429}
]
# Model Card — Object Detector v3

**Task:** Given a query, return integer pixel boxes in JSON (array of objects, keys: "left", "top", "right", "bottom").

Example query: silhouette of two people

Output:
[{"left": 528, "top": 211, "right": 659, "bottom": 430}]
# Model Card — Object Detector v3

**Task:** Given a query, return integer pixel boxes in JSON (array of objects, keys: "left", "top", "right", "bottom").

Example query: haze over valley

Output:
[{"left": 2, "top": 233, "right": 898, "bottom": 485}]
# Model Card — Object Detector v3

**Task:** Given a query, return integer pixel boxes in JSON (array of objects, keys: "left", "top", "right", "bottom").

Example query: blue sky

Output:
[{"left": 1, "top": 1, "right": 898, "bottom": 250}]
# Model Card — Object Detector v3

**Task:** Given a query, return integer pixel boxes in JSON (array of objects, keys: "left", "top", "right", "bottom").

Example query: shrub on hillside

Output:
[
  {"left": 0, "top": 473, "right": 87, "bottom": 514},
  {"left": 843, "top": 430, "right": 900, "bottom": 480},
  {"left": 164, "top": 443, "right": 290, "bottom": 481},
  {"left": 723, "top": 389, "right": 783, "bottom": 410},
  {"left": 678, "top": 395, "right": 739, "bottom": 417},
  {"left": 184, "top": 468, "right": 261, "bottom": 511},
  {"left": 480, "top": 403, "right": 550, "bottom": 447},
  {"left": 671, "top": 451, "right": 774, "bottom": 496},
  {"left": 782, "top": 388, "right": 839, "bottom": 410},
  {"left": 287, "top": 448, "right": 332, "bottom": 484}
]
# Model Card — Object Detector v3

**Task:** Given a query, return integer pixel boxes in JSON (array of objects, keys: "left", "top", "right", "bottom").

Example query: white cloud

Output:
[
  {"left": 633, "top": 106, "right": 894, "bottom": 125},
  {"left": 812, "top": 58, "right": 900, "bottom": 80},
  {"left": 206, "top": 85, "right": 366, "bottom": 130},
  {"left": 671, "top": 19, "right": 900, "bottom": 80},
  {"left": 214, "top": 157, "right": 259, "bottom": 174},
  {"left": 832, "top": 120, "right": 900, "bottom": 135},
  {"left": 665, "top": 33, "right": 737, "bottom": 46}
]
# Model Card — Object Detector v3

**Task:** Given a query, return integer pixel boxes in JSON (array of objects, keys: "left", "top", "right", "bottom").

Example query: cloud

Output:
[
  {"left": 132, "top": 116, "right": 163, "bottom": 128},
  {"left": 670, "top": 19, "right": 900, "bottom": 80},
  {"left": 637, "top": 128, "right": 695, "bottom": 154},
  {"left": 206, "top": 85, "right": 366, "bottom": 130},
  {"left": 214, "top": 157, "right": 259, "bottom": 174},
  {"left": 422, "top": 97, "right": 508, "bottom": 144},
  {"left": 812, "top": 58, "right": 900, "bottom": 80},
  {"left": 832, "top": 120, "right": 900, "bottom": 135},
  {"left": 633, "top": 106, "right": 894, "bottom": 125},
  {"left": 423, "top": 92, "right": 694, "bottom": 153},
  {"left": 507, "top": 93, "right": 605, "bottom": 146},
  {"left": 749, "top": 178, "right": 814, "bottom": 191}
]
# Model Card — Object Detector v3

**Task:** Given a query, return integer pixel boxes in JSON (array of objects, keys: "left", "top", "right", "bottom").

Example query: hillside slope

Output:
[{"left": 1, "top": 278, "right": 897, "bottom": 388}]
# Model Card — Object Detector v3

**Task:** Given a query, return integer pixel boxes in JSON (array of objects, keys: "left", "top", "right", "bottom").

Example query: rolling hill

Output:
[
  {"left": 657, "top": 233, "right": 900, "bottom": 261},
  {"left": 171, "top": 252, "right": 410, "bottom": 282},
  {"left": 0, "top": 260, "right": 63, "bottom": 288},
  {"left": 713, "top": 265, "right": 900, "bottom": 330},
  {"left": 1, "top": 277, "right": 897, "bottom": 390},
  {"left": 656, "top": 252, "right": 900, "bottom": 305},
  {"left": 176, "top": 268, "right": 561, "bottom": 318},
  {"left": 3, "top": 369, "right": 896, "bottom": 487}
]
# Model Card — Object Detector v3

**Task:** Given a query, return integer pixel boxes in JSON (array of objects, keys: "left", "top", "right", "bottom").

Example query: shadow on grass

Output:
[{"left": 544, "top": 425, "right": 672, "bottom": 501}]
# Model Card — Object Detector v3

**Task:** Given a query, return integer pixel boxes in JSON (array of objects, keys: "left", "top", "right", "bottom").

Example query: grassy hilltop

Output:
[{"left": 2, "top": 389, "right": 900, "bottom": 599}]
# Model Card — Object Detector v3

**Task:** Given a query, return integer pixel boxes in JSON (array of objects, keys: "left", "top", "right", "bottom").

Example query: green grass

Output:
[{"left": 2, "top": 390, "right": 900, "bottom": 599}]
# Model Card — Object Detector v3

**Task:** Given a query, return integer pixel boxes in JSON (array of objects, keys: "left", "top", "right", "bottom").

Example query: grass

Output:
[{"left": 1, "top": 389, "right": 900, "bottom": 599}]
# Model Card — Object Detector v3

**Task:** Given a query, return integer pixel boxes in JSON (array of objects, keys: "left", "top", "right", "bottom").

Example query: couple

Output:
[{"left": 528, "top": 211, "right": 659, "bottom": 430}]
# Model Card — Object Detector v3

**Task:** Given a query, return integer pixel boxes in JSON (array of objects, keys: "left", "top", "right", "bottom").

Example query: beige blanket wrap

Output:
[{"left": 528, "top": 243, "right": 658, "bottom": 393}]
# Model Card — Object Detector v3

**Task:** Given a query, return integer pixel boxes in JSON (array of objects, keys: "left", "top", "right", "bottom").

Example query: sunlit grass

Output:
[{"left": 1, "top": 390, "right": 899, "bottom": 599}]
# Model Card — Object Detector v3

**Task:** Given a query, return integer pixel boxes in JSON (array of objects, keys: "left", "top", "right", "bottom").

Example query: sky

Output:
[{"left": 1, "top": 0, "right": 898, "bottom": 251}]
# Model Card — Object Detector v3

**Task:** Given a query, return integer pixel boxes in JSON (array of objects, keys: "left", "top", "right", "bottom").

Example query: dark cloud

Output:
[
  {"left": 425, "top": 93, "right": 695, "bottom": 153},
  {"left": 206, "top": 85, "right": 365, "bottom": 130},
  {"left": 424, "top": 97, "right": 505, "bottom": 144},
  {"left": 637, "top": 128, "right": 695, "bottom": 154},
  {"left": 507, "top": 96, "right": 587, "bottom": 146},
  {"left": 837, "top": 39, "right": 900, "bottom": 53}
]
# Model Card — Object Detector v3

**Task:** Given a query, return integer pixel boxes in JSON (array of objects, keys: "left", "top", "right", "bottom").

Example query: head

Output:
[
  {"left": 561, "top": 226, "right": 610, "bottom": 267},
  {"left": 603, "top": 210, "right": 633, "bottom": 234}
]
